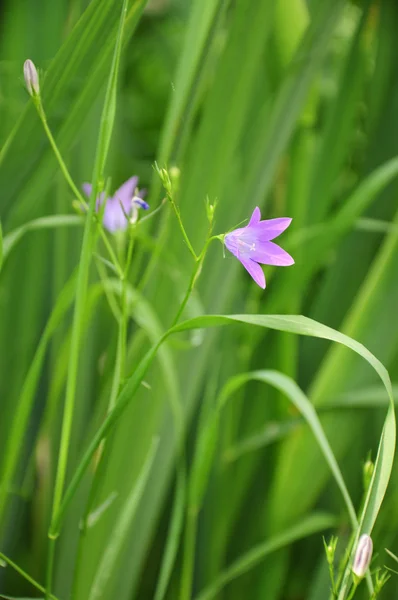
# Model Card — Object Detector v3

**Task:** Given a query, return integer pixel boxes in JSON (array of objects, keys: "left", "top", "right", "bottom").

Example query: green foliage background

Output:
[{"left": 0, "top": 0, "right": 397, "bottom": 598}]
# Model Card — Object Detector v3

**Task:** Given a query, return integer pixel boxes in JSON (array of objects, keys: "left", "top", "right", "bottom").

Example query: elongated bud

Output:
[
  {"left": 363, "top": 459, "right": 374, "bottom": 491},
  {"left": 24, "top": 59, "right": 40, "bottom": 96},
  {"left": 352, "top": 534, "right": 373, "bottom": 578}
]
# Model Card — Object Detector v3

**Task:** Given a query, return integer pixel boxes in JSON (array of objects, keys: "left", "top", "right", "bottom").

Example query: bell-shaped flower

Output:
[
  {"left": 224, "top": 206, "right": 294, "bottom": 288},
  {"left": 82, "top": 175, "right": 149, "bottom": 233}
]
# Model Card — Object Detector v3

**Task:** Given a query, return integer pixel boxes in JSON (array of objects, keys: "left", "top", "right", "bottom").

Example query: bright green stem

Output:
[
  {"left": 345, "top": 581, "right": 359, "bottom": 600},
  {"left": 171, "top": 259, "right": 202, "bottom": 327},
  {"left": 119, "top": 230, "right": 135, "bottom": 383},
  {"left": 45, "top": 163, "right": 97, "bottom": 598},
  {"left": 35, "top": 99, "right": 122, "bottom": 277},
  {"left": 0, "top": 551, "right": 58, "bottom": 600},
  {"left": 70, "top": 230, "right": 135, "bottom": 596},
  {"left": 179, "top": 507, "right": 199, "bottom": 600},
  {"left": 171, "top": 236, "right": 213, "bottom": 326},
  {"left": 169, "top": 196, "right": 197, "bottom": 260},
  {"left": 45, "top": 538, "right": 57, "bottom": 600}
]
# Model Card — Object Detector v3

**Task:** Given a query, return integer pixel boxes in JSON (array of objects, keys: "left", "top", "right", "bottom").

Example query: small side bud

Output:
[
  {"left": 155, "top": 163, "right": 173, "bottom": 194},
  {"left": 374, "top": 569, "right": 391, "bottom": 595},
  {"left": 352, "top": 534, "right": 373, "bottom": 579},
  {"left": 24, "top": 59, "right": 40, "bottom": 97},
  {"left": 205, "top": 195, "right": 217, "bottom": 224},
  {"left": 323, "top": 535, "right": 338, "bottom": 565},
  {"left": 363, "top": 459, "right": 374, "bottom": 491}
]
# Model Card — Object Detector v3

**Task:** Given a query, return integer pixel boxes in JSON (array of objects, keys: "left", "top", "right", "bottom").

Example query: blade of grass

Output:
[
  {"left": 54, "top": 312, "right": 394, "bottom": 541},
  {"left": 87, "top": 438, "right": 159, "bottom": 600},
  {"left": 193, "top": 513, "right": 337, "bottom": 600},
  {"left": 46, "top": 1, "right": 133, "bottom": 596}
]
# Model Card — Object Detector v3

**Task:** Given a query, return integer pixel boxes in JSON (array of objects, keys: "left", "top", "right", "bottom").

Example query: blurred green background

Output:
[{"left": 0, "top": 0, "right": 398, "bottom": 598}]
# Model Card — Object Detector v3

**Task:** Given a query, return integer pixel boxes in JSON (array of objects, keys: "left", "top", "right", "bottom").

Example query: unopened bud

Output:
[
  {"left": 23, "top": 59, "right": 40, "bottom": 96},
  {"left": 363, "top": 459, "right": 374, "bottom": 490},
  {"left": 205, "top": 195, "right": 217, "bottom": 224},
  {"left": 323, "top": 535, "right": 338, "bottom": 565},
  {"left": 352, "top": 534, "right": 373, "bottom": 579}
]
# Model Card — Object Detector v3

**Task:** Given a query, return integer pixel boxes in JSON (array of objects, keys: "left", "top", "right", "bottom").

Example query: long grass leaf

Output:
[{"left": 193, "top": 513, "right": 337, "bottom": 600}]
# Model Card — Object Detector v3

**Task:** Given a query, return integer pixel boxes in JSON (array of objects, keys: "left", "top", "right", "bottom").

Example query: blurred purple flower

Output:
[
  {"left": 224, "top": 206, "right": 294, "bottom": 289},
  {"left": 82, "top": 176, "right": 149, "bottom": 233}
]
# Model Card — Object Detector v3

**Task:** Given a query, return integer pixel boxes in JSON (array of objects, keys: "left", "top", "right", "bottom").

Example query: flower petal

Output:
[
  {"left": 249, "top": 217, "right": 292, "bottom": 241},
  {"left": 224, "top": 232, "right": 239, "bottom": 258},
  {"left": 114, "top": 176, "right": 139, "bottom": 204},
  {"left": 250, "top": 240, "right": 294, "bottom": 266},
  {"left": 248, "top": 206, "right": 261, "bottom": 226},
  {"left": 103, "top": 198, "right": 129, "bottom": 232},
  {"left": 240, "top": 257, "right": 265, "bottom": 288}
]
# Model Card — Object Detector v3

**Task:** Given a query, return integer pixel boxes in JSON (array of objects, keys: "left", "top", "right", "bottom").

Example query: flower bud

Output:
[
  {"left": 324, "top": 535, "right": 338, "bottom": 565},
  {"left": 23, "top": 59, "right": 40, "bottom": 96},
  {"left": 352, "top": 534, "right": 373, "bottom": 578},
  {"left": 363, "top": 459, "right": 374, "bottom": 491}
]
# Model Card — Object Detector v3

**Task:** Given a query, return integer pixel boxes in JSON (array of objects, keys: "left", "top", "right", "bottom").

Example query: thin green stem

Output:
[
  {"left": 171, "top": 260, "right": 202, "bottom": 327},
  {"left": 328, "top": 562, "right": 337, "bottom": 599},
  {"left": 94, "top": 257, "right": 121, "bottom": 322},
  {"left": 157, "top": 166, "right": 198, "bottom": 261},
  {"left": 45, "top": 538, "right": 57, "bottom": 600},
  {"left": 0, "top": 551, "right": 58, "bottom": 600},
  {"left": 35, "top": 99, "right": 122, "bottom": 277},
  {"left": 120, "top": 230, "right": 135, "bottom": 381},
  {"left": 171, "top": 236, "right": 214, "bottom": 327},
  {"left": 44, "top": 1, "right": 129, "bottom": 594},
  {"left": 179, "top": 507, "right": 199, "bottom": 600},
  {"left": 70, "top": 229, "right": 134, "bottom": 597},
  {"left": 346, "top": 581, "right": 359, "bottom": 600},
  {"left": 45, "top": 182, "right": 97, "bottom": 597},
  {"left": 169, "top": 197, "right": 197, "bottom": 260}
]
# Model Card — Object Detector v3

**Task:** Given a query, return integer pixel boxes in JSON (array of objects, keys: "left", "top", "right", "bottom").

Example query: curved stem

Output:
[
  {"left": 0, "top": 551, "right": 58, "bottom": 600},
  {"left": 169, "top": 198, "right": 197, "bottom": 260},
  {"left": 35, "top": 99, "right": 122, "bottom": 277},
  {"left": 171, "top": 236, "right": 213, "bottom": 327}
]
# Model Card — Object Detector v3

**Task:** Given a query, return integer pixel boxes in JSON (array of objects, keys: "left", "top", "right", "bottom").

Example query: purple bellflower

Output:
[
  {"left": 82, "top": 175, "right": 149, "bottom": 233},
  {"left": 224, "top": 206, "right": 294, "bottom": 289}
]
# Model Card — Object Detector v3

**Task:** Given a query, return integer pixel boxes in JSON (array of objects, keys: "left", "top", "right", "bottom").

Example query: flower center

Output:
[{"left": 238, "top": 239, "right": 256, "bottom": 254}]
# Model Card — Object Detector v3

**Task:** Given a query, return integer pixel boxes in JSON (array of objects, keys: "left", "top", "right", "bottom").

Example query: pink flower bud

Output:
[
  {"left": 23, "top": 59, "right": 40, "bottom": 96},
  {"left": 352, "top": 534, "right": 373, "bottom": 578}
]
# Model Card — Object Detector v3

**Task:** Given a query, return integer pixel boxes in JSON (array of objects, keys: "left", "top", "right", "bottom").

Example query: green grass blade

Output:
[
  {"left": 217, "top": 370, "right": 358, "bottom": 529},
  {"left": 87, "top": 438, "right": 159, "bottom": 600},
  {"left": 153, "top": 461, "right": 187, "bottom": 600},
  {"left": 57, "top": 312, "right": 394, "bottom": 541},
  {"left": 246, "top": 0, "right": 344, "bottom": 206},
  {"left": 193, "top": 513, "right": 337, "bottom": 600},
  {"left": 2, "top": 215, "right": 83, "bottom": 265}
]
